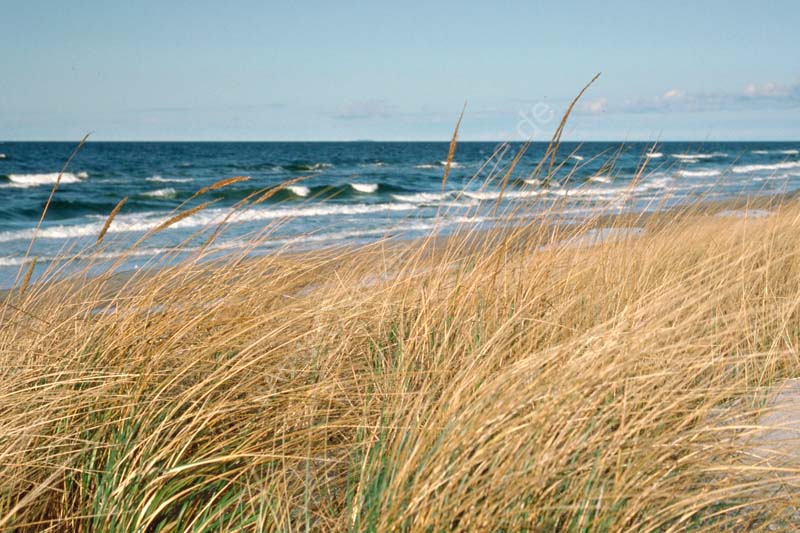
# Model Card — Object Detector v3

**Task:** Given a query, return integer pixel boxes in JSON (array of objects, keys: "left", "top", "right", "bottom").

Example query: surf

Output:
[{"left": 1, "top": 172, "right": 87, "bottom": 188}]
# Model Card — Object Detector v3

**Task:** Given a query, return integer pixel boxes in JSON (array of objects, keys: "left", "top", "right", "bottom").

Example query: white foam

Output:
[
  {"left": 391, "top": 192, "right": 452, "bottom": 203},
  {"left": 2, "top": 172, "right": 86, "bottom": 188},
  {"left": 524, "top": 178, "right": 563, "bottom": 188},
  {"left": 550, "top": 188, "right": 618, "bottom": 198},
  {"left": 415, "top": 164, "right": 438, "bottom": 169},
  {"left": 0, "top": 256, "right": 31, "bottom": 267},
  {"left": 569, "top": 154, "right": 584, "bottom": 161},
  {"left": 142, "top": 188, "right": 177, "bottom": 199},
  {"left": 672, "top": 154, "right": 708, "bottom": 161},
  {"left": 751, "top": 172, "right": 800, "bottom": 181},
  {"left": 0, "top": 154, "right": 6, "bottom": 160},
  {"left": 732, "top": 161, "right": 800, "bottom": 174},
  {"left": 463, "top": 190, "right": 541, "bottom": 201},
  {"left": 646, "top": 152, "right": 664, "bottom": 159},
  {"left": 350, "top": 183, "right": 378, "bottom": 193},
  {"left": 282, "top": 163, "right": 332, "bottom": 172},
  {"left": 675, "top": 169, "right": 721, "bottom": 178},
  {"left": 0, "top": 247, "right": 190, "bottom": 268},
  {"left": 672, "top": 153, "right": 724, "bottom": 161},
  {"left": 152, "top": 202, "right": 421, "bottom": 231},
  {"left": 439, "top": 161, "right": 459, "bottom": 167},
  {"left": 287, "top": 185, "right": 310, "bottom": 197},
  {"left": 751, "top": 149, "right": 798, "bottom": 155},
  {"left": 0, "top": 202, "right": 420, "bottom": 244},
  {"left": 588, "top": 175, "right": 611, "bottom": 183},
  {"left": 146, "top": 175, "right": 193, "bottom": 183},
  {"left": 435, "top": 200, "right": 481, "bottom": 208},
  {"left": 636, "top": 176, "right": 675, "bottom": 191}
]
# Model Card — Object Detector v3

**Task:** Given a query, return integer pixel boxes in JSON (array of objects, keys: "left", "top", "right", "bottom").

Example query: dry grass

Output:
[{"left": 3, "top": 138, "right": 800, "bottom": 531}]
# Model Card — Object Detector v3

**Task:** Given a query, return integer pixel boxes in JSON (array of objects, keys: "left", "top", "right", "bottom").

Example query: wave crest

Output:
[
  {"left": 0, "top": 202, "right": 420, "bottom": 244},
  {"left": 146, "top": 175, "right": 194, "bottom": 183},
  {"left": 286, "top": 185, "right": 311, "bottom": 197},
  {"left": 391, "top": 192, "right": 452, "bottom": 203},
  {"left": 350, "top": 183, "right": 378, "bottom": 194},
  {"left": 672, "top": 153, "right": 726, "bottom": 162},
  {"left": 732, "top": 161, "right": 800, "bottom": 174},
  {"left": 283, "top": 163, "right": 332, "bottom": 172},
  {"left": 463, "top": 190, "right": 541, "bottom": 201},
  {"left": 2, "top": 172, "right": 87, "bottom": 188},
  {"left": 675, "top": 169, "right": 721, "bottom": 178},
  {"left": 142, "top": 188, "right": 177, "bottom": 199},
  {"left": 751, "top": 149, "right": 798, "bottom": 155}
]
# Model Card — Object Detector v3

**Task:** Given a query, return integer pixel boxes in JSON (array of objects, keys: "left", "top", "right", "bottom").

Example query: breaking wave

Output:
[
  {"left": 732, "top": 161, "right": 800, "bottom": 174},
  {"left": 350, "top": 183, "right": 378, "bottom": 193},
  {"left": 1, "top": 172, "right": 87, "bottom": 188},
  {"left": 141, "top": 188, "right": 177, "bottom": 199},
  {"left": 0, "top": 202, "right": 420, "bottom": 244},
  {"left": 675, "top": 169, "right": 722, "bottom": 178},
  {"left": 146, "top": 175, "right": 194, "bottom": 183},
  {"left": 286, "top": 185, "right": 311, "bottom": 197}
]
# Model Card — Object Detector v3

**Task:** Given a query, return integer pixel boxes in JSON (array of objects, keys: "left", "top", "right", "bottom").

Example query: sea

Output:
[{"left": 1, "top": 141, "right": 799, "bottom": 288}]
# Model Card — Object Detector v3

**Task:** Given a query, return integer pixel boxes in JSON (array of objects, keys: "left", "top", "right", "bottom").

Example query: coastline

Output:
[
  {"left": 7, "top": 188, "right": 794, "bottom": 298},
  {"left": 6, "top": 191, "right": 787, "bottom": 303}
]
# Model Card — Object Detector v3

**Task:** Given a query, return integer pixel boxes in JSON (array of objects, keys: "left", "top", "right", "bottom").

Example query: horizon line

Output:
[{"left": 2, "top": 139, "right": 800, "bottom": 144}]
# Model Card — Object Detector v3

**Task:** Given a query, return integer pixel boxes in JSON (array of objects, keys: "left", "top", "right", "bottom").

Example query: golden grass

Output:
[
  {"left": 2, "top": 132, "right": 800, "bottom": 530},
  {"left": 97, "top": 197, "right": 128, "bottom": 246}
]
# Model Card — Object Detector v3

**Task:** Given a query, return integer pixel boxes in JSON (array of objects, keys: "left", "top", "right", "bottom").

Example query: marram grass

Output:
[{"left": 2, "top": 143, "right": 800, "bottom": 531}]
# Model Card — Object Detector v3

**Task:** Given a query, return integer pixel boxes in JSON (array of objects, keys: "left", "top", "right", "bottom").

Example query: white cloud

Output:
[
  {"left": 617, "top": 81, "right": 799, "bottom": 114},
  {"left": 743, "top": 81, "right": 786, "bottom": 97},
  {"left": 662, "top": 88, "right": 686, "bottom": 101},
  {"left": 582, "top": 97, "right": 608, "bottom": 114}
]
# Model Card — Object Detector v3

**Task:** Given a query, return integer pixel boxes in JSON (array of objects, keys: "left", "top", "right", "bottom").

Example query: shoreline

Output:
[{"left": 5, "top": 189, "right": 796, "bottom": 301}]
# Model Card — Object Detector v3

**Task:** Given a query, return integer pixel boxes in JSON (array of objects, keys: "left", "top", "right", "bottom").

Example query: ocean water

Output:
[{"left": 1, "top": 141, "right": 799, "bottom": 287}]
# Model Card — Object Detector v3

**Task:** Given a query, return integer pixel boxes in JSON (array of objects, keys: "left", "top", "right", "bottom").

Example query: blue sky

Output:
[{"left": 2, "top": 1, "right": 798, "bottom": 141}]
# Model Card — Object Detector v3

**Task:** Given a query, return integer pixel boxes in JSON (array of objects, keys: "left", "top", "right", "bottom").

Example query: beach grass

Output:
[{"left": 3, "top": 137, "right": 800, "bottom": 531}]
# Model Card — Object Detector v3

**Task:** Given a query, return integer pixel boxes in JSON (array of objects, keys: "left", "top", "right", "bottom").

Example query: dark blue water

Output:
[{"left": 1, "top": 141, "right": 799, "bottom": 287}]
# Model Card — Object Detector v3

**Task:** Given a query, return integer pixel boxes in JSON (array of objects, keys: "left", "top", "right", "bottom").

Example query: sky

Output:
[{"left": 1, "top": 0, "right": 799, "bottom": 141}]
